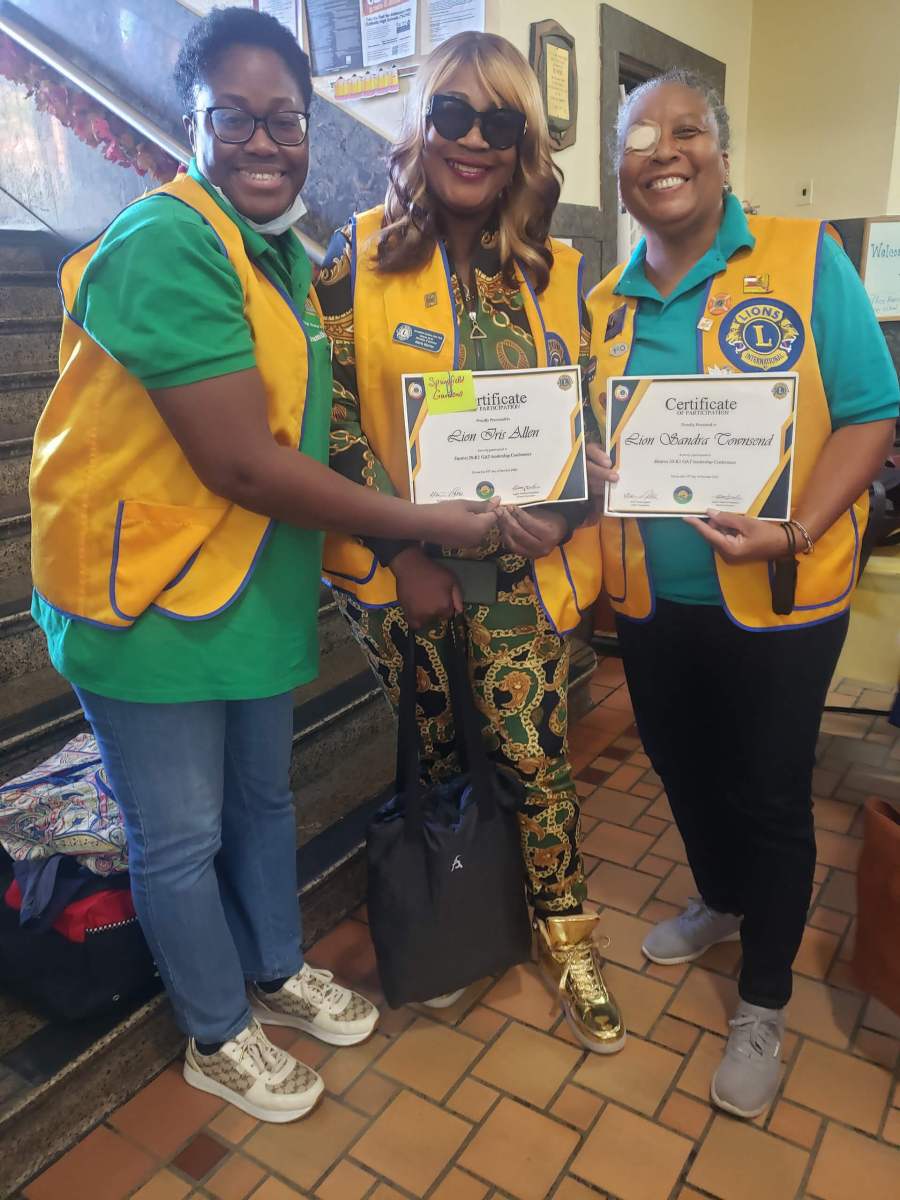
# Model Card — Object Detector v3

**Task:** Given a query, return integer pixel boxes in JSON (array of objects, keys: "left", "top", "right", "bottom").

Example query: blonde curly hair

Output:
[{"left": 373, "top": 31, "right": 562, "bottom": 293}]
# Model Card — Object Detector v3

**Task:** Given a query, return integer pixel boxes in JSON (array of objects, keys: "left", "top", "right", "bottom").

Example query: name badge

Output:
[{"left": 393, "top": 323, "right": 446, "bottom": 353}]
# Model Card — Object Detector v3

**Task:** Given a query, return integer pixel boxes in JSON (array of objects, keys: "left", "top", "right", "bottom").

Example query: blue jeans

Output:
[{"left": 75, "top": 688, "right": 302, "bottom": 1042}]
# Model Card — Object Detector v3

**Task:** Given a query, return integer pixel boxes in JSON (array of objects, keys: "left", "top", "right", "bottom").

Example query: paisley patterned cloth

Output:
[
  {"left": 0, "top": 732, "right": 127, "bottom": 875},
  {"left": 335, "top": 558, "right": 586, "bottom": 913}
]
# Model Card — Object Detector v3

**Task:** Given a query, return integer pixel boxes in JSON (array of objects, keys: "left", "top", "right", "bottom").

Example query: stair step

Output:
[
  {"left": 0, "top": 273, "right": 59, "bottom": 321},
  {"left": 0, "top": 246, "right": 45, "bottom": 272},
  {"left": 0, "top": 318, "right": 60, "bottom": 374},
  {"left": 0, "top": 234, "right": 65, "bottom": 272},
  {"left": 0, "top": 593, "right": 366, "bottom": 770},
  {"left": 0, "top": 490, "right": 29, "bottom": 533},
  {"left": 0, "top": 425, "right": 33, "bottom": 500},
  {"left": 0, "top": 371, "right": 55, "bottom": 428},
  {"left": 0, "top": 783, "right": 388, "bottom": 1197}
]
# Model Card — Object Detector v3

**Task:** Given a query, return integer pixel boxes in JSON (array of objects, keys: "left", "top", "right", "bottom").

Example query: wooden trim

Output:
[{"left": 529, "top": 19, "right": 578, "bottom": 152}]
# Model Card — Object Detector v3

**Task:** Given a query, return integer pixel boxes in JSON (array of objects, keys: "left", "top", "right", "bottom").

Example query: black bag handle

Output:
[
  {"left": 396, "top": 632, "right": 426, "bottom": 835},
  {"left": 395, "top": 617, "right": 497, "bottom": 836},
  {"left": 443, "top": 619, "right": 495, "bottom": 815}
]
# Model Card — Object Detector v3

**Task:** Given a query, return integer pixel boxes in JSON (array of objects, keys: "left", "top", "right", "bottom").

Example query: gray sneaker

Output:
[
  {"left": 711, "top": 1001, "right": 785, "bottom": 1118},
  {"left": 642, "top": 898, "right": 741, "bottom": 965}
]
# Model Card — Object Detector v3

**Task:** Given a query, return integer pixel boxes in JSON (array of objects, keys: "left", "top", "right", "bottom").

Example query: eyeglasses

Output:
[
  {"left": 195, "top": 107, "right": 310, "bottom": 147},
  {"left": 426, "top": 94, "right": 527, "bottom": 151}
]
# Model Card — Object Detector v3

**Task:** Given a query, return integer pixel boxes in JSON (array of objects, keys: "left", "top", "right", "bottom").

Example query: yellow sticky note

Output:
[{"left": 423, "top": 370, "right": 476, "bottom": 414}]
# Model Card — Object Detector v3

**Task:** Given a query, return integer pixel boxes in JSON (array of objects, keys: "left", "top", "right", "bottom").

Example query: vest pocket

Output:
[
  {"left": 110, "top": 499, "right": 226, "bottom": 622},
  {"left": 793, "top": 508, "right": 859, "bottom": 612},
  {"left": 322, "top": 534, "right": 380, "bottom": 587}
]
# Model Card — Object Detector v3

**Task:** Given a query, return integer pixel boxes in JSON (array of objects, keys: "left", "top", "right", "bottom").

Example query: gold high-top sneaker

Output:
[{"left": 536, "top": 913, "right": 626, "bottom": 1053}]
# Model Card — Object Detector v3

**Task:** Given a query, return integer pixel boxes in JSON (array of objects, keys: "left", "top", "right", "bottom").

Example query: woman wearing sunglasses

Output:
[
  {"left": 317, "top": 31, "right": 624, "bottom": 1052},
  {"left": 29, "top": 7, "right": 497, "bottom": 1124}
]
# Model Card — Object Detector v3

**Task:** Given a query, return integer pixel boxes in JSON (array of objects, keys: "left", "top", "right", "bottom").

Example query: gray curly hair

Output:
[{"left": 614, "top": 68, "right": 730, "bottom": 168}]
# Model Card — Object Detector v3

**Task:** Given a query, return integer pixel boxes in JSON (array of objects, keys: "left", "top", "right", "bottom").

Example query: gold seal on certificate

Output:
[
  {"left": 605, "top": 373, "right": 798, "bottom": 519},
  {"left": 403, "top": 366, "right": 588, "bottom": 506}
]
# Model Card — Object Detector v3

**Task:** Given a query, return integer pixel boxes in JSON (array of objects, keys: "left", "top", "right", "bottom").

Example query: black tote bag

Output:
[{"left": 366, "top": 618, "right": 533, "bottom": 1008}]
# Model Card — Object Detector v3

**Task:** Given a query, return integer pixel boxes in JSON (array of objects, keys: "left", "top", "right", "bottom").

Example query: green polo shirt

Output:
[
  {"left": 32, "top": 161, "right": 331, "bottom": 701},
  {"left": 615, "top": 194, "right": 900, "bottom": 605}
]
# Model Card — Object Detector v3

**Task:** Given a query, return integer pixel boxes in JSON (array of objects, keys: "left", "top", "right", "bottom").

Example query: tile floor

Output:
[{"left": 20, "top": 658, "right": 900, "bottom": 1200}]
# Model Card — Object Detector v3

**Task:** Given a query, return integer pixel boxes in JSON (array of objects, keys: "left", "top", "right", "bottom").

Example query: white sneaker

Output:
[
  {"left": 183, "top": 1019, "right": 323, "bottom": 1123},
  {"left": 642, "top": 898, "right": 742, "bottom": 965},
  {"left": 711, "top": 1001, "right": 785, "bottom": 1119},
  {"left": 248, "top": 963, "right": 379, "bottom": 1046},
  {"left": 421, "top": 988, "right": 466, "bottom": 1009}
]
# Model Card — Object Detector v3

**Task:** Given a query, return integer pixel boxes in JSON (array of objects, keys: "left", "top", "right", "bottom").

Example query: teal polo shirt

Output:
[
  {"left": 615, "top": 194, "right": 900, "bottom": 605},
  {"left": 32, "top": 161, "right": 332, "bottom": 701}
]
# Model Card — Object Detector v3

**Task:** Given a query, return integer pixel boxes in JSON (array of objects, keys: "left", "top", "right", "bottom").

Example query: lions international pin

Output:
[
  {"left": 708, "top": 293, "right": 732, "bottom": 316},
  {"left": 424, "top": 292, "right": 438, "bottom": 308},
  {"left": 610, "top": 341, "right": 628, "bottom": 357},
  {"left": 743, "top": 274, "right": 772, "bottom": 295},
  {"left": 697, "top": 317, "right": 714, "bottom": 332}
]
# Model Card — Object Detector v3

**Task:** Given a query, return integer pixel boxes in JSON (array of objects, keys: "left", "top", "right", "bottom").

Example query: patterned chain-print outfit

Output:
[{"left": 317, "top": 225, "right": 596, "bottom": 913}]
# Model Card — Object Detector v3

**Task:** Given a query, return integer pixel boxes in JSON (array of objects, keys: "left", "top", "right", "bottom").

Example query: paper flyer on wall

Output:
[
  {"left": 360, "top": 0, "right": 416, "bottom": 67},
  {"left": 256, "top": 0, "right": 298, "bottom": 37},
  {"left": 425, "top": 0, "right": 485, "bottom": 51},
  {"left": 306, "top": 0, "right": 364, "bottom": 75}
]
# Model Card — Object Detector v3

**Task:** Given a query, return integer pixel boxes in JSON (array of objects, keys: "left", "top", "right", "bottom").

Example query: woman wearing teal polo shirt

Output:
[
  {"left": 29, "top": 8, "right": 494, "bottom": 1123},
  {"left": 586, "top": 70, "right": 898, "bottom": 1119}
]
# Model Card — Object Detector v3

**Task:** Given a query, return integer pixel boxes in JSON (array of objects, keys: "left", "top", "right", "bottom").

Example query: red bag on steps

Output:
[{"left": 853, "top": 798, "right": 900, "bottom": 1017}]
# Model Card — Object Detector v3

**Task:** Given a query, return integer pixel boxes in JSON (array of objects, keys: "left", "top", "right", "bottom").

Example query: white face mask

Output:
[{"left": 196, "top": 160, "right": 307, "bottom": 235}]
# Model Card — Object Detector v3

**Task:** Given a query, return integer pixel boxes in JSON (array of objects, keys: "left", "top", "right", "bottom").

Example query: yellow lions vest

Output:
[
  {"left": 587, "top": 215, "right": 868, "bottom": 631},
  {"left": 30, "top": 173, "right": 316, "bottom": 628},
  {"left": 322, "top": 205, "right": 602, "bottom": 635}
]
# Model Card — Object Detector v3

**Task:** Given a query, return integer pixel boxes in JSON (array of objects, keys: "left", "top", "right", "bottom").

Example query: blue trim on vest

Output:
[
  {"left": 350, "top": 214, "right": 358, "bottom": 296},
  {"left": 788, "top": 506, "right": 860, "bottom": 612},
  {"left": 515, "top": 259, "right": 555, "bottom": 363},
  {"left": 33, "top": 587, "right": 130, "bottom": 632},
  {"left": 437, "top": 240, "right": 461, "bottom": 368},
  {"left": 108, "top": 501, "right": 140, "bottom": 623},
  {"left": 324, "top": 552, "right": 380, "bottom": 586},
  {"left": 695, "top": 278, "right": 715, "bottom": 371},
  {"left": 325, "top": 578, "right": 397, "bottom": 609}
]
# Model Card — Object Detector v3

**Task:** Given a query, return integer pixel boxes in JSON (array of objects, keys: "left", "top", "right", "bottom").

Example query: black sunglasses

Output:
[
  {"left": 195, "top": 106, "right": 310, "bottom": 147},
  {"left": 426, "top": 93, "right": 527, "bottom": 151}
]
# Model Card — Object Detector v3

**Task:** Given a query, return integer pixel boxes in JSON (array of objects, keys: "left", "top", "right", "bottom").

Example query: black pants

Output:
[{"left": 616, "top": 601, "right": 849, "bottom": 1009}]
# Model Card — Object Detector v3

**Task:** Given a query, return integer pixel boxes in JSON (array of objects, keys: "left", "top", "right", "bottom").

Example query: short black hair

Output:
[
  {"left": 174, "top": 6, "right": 312, "bottom": 112},
  {"left": 615, "top": 68, "right": 730, "bottom": 167}
]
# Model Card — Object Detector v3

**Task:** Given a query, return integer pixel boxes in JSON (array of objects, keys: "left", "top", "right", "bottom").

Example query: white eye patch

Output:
[{"left": 623, "top": 120, "right": 661, "bottom": 156}]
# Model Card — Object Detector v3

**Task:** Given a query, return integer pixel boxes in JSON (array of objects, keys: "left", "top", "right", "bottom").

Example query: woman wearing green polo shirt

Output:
[
  {"left": 586, "top": 70, "right": 898, "bottom": 1119},
  {"left": 29, "top": 8, "right": 494, "bottom": 1124}
]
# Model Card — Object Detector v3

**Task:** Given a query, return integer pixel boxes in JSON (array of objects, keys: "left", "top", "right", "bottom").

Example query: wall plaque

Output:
[{"left": 529, "top": 19, "right": 577, "bottom": 151}]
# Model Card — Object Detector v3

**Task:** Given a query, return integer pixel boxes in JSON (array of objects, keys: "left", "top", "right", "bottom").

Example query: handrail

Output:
[{"left": 0, "top": 11, "right": 325, "bottom": 263}]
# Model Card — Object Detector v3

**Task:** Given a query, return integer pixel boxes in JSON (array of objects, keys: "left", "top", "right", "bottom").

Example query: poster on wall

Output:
[
  {"left": 360, "top": 0, "right": 416, "bottom": 68},
  {"left": 176, "top": 0, "right": 254, "bottom": 15},
  {"left": 861, "top": 216, "right": 900, "bottom": 322},
  {"left": 257, "top": 0, "right": 299, "bottom": 37},
  {"left": 426, "top": 0, "right": 485, "bottom": 51},
  {"left": 305, "top": 0, "right": 364, "bottom": 74}
]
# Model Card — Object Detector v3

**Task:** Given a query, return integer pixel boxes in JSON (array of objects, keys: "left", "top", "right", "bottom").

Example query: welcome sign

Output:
[{"left": 861, "top": 216, "right": 900, "bottom": 322}]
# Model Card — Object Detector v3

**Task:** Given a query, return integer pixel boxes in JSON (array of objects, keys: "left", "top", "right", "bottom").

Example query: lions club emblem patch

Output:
[{"left": 719, "top": 299, "right": 805, "bottom": 372}]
